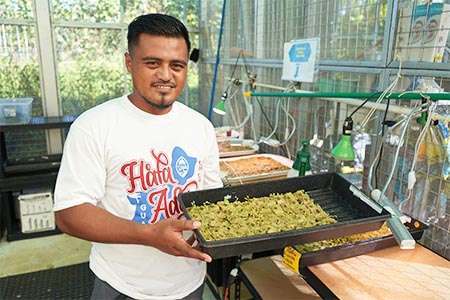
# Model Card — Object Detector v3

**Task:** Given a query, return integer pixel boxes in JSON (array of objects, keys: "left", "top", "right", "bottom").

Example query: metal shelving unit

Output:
[{"left": 0, "top": 116, "right": 76, "bottom": 241}]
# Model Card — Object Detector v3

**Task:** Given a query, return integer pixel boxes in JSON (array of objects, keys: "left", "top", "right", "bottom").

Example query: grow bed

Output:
[{"left": 178, "top": 173, "right": 391, "bottom": 259}]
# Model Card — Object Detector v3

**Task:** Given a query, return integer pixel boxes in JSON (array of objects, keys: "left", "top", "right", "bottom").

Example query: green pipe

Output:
[{"left": 243, "top": 91, "right": 450, "bottom": 101}]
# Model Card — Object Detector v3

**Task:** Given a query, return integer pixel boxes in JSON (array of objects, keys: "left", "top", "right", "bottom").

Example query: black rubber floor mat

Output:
[{"left": 0, "top": 262, "right": 94, "bottom": 299}]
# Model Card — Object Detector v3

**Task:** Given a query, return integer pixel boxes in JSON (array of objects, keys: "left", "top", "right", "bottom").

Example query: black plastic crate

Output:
[
  {"left": 178, "top": 172, "right": 391, "bottom": 259},
  {"left": 296, "top": 217, "right": 428, "bottom": 267}
]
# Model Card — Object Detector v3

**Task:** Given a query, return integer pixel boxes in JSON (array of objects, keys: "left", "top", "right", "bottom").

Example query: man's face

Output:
[{"left": 125, "top": 34, "right": 189, "bottom": 115}]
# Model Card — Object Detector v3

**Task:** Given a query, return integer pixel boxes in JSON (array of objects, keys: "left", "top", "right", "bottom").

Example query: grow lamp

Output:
[
  {"left": 331, "top": 117, "right": 355, "bottom": 161},
  {"left": 213, "top": 92, "right": 228, "bottom": 115}
]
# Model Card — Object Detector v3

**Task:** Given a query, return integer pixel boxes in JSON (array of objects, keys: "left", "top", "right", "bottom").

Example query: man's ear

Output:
[{"left": 125, "top": 52, "right": 132, "bottom": 72}]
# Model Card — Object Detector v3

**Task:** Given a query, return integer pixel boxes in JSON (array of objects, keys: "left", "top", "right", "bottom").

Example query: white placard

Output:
[{"left": 282, "top": 38, "right": 319, "bottom": 83}]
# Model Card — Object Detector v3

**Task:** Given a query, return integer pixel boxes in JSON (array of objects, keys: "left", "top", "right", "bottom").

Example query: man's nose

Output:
[{"left": 157, "top": 65, "right": 172, "bottom": 80}]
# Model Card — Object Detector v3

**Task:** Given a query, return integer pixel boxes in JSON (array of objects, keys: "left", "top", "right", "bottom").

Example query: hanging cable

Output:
[
  {"left": 378, "top": 104, "right": 423, "bottom": 204},
  {"left": 278, "top": 98, "right": 297, "bottom": 146},
  {"left": 235, "top": 53, "right": 291, "bottom": 156},
  {"left": 405, "top": 98, "right": 437, "bottom": 199},
  {"left": 229, "top": 50, "right": 244, "bottom": 81},
  {"left": 259, "top": 98, "right": 282, "bottom": 143},
  {"left": 367, "top": 104, "right": 422, "bottom": 194},
  {"left": 356, "top": 59, "right": 403, "bottom": 132},
  {"left": 258, "top": 83, "right": 297, "bottom": 147},
  {"left": 348, "top": 92, "right": 380, "bottom": 118},
  {"left": 228, "top": 82, "right": 252, "bottom": 130},
  {"left": 367, "top": 118, "right": 406, "bottom": 192},
  {"left": 374, "top": 98, "right": 391, "bottom": 189},
  {"left": 410, "top": 98, "right": 435, "bottom": 173}
]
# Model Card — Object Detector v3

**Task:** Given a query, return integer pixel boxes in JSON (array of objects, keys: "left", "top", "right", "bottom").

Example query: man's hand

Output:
[
  {"left": 146, "top": 218, "right": 212, "bottom": 262},
  {"left": 56, "top": 203, "right": 212, "bottom": 262}
]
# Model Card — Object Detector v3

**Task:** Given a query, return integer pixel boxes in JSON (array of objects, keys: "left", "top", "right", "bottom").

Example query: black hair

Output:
[{"left": 127, "top": 13, "right": 191, "bottom": 53}]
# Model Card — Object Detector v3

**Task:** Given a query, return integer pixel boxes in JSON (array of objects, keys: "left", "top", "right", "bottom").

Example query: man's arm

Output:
[{"left": 55, "top": 203, "right": 212, "bottom": 262}]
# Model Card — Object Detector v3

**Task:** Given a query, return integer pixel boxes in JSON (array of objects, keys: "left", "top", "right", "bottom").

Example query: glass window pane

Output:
[
  {"left": 0, "top": 3, "right": 47, "bottom": 159},
  {"left": 51, "top": 0, "right": 121, "bottom": 23},
  {"left": 0, "top": 24, "right": 41, "bottom": 106},
  {"left": 52, "top": 0, "right": 200, "bottom": 115},
  {"left": 0, "top": 0, "right": 34, "bottom": 19},
  {"left": 54, "top": 27, "right": 127, "bottom": 115}
]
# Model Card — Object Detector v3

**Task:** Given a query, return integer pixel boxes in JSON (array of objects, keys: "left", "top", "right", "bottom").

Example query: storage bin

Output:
[
  {"left": 18, "top": 192, "right": 55, "bottom": 233},
  {"left": 0, "top": 98, "right": 33, "bottom": 125}
]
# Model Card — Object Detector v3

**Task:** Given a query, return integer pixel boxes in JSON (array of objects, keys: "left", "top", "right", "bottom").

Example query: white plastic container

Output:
[
  {"left": 18, "top": 192, "right": 55, "bottom": 233},
  {"left": 0, "top": 98, "right": 33, "bottom": 125}
]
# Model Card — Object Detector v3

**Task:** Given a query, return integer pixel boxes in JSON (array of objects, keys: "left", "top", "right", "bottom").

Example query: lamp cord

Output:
[
  {"left": 367, "top": 104, "right": 422, "bottom": 195},
  {"left": 230, "top": 50, "right": 243, "bottom": 81},
  {"left": 348, "top": 92, "right": 380, "bottom": 118},
  {"left": 378, "top": 104, "right": 422, "bottom": 204},
  {"left": 358, "top": 59, "right": 403, "bottom": 131},
  {"left": 374, "top": 98, "right": 391, "bottom": 189}
]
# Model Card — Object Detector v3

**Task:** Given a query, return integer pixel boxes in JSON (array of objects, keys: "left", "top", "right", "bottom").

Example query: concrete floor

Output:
[
  {"left": 0, "top": 232, "right": 221, "bottom": 299},
  {"left": 0, "top": 233, "right": 91, "bottom": 278}
]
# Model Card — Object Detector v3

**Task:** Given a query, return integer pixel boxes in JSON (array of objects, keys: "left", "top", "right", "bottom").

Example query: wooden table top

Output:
[{"left": 308, "top": 244, "right": 450, "bottom": 300}]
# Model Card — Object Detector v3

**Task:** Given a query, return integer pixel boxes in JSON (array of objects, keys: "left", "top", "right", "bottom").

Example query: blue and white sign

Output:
[{"left": 282, "top": 38, "right": 319, "bottom": 83}]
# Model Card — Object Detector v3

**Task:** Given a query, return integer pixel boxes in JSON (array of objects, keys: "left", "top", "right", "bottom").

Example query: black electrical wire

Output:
[
  {"left": 229, "top": 50, "right": 243, "bottom": 81},
  {"left": 345, "top": 91, "right": 387, "bottom": 188},
  {"left": 348, "top": 92, "right": 380, "bottom": 118},
  {"left": 241, "top": 51, "right": 253, "bottom": 79},
  {"left": 374, "top": 97, "right": 391, "bottom": 189},
  {"left": 223, "top": 269, "right": 237, "bottom": 300}
]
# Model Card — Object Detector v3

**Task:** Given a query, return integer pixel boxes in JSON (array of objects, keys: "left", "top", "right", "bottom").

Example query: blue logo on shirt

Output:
[{"left": 171, "top": 146, "right": 196, "bottom": 185}]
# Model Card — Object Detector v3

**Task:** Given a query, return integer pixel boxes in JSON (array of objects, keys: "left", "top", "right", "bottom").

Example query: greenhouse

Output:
[{"left": 1, "top": 1, "right": 450, "bottom": 299}]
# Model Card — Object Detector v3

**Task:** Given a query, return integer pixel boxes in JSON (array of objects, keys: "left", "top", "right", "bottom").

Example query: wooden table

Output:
[
  {"left": 308, "top": 244, "right": 450, "bottom": 300},
  {"left": 239, "top": 244, "right": 450, "bottom": 299},
  {"left": 239, "top": 255, "right": 321, "bottom": 299}
]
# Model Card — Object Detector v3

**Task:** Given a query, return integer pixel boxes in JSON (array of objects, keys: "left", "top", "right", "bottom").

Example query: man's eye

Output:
[
  {"left": 146, "top": 61, "right": 159, "bottom": 67},
  {"left": 172, "top": 64, "right": 186, "bottom": 70}
]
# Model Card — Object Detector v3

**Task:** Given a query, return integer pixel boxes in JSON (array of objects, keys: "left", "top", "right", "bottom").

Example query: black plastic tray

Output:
[
  {"left": 297, "top": 218, "right": 428, "bottom": 267},
  {"left": 178, "top": 172, "right": 391, "bottom": 259},
  {"left": 3, "top": 154, "right": 62, "bottom": 175}
]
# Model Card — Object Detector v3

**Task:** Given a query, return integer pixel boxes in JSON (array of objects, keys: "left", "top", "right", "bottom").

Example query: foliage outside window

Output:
[
  {"left": 51, "top": 0, "right": 200, "bottom": 115},
  {"left": 1, "top": 0, "right": 200, "bottom": 116},
  {"left": 0, "top": 0, "right": 200, "bottom": 159}
]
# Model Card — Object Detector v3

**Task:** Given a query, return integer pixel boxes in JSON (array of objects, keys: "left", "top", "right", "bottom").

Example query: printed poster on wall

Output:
[{"left": 282, "top": 38, "right": 319, "bottom": 83}]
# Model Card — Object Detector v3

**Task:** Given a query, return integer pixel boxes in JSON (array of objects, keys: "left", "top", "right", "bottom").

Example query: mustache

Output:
[{"left": 151, "top": 81, "right": 176, "bottom": 88}]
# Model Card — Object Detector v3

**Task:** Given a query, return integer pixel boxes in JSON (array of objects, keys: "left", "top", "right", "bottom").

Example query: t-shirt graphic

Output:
[{"left": 122, "top": 147, "right": 198, "bottom": 224}]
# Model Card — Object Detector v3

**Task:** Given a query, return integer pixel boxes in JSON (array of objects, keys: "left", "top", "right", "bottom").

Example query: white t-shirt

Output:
[{"left": 54, "top": 95, "right": 223, "bottom": 299}]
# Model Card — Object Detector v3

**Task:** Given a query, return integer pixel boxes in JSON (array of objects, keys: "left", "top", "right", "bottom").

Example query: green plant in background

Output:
[
  {"left": 58, "top": 59, "right": 127, "bottom": 115},
  {"left": 0, "top": 58, "right": 42, "bottom": 115},
  {"left": 334, "top": 0, "right": 388, "bottom": 60},
  {"left": 1, "top": 0, "right": 201, "bottom": 159},
  {"left": 0, "top": 58, "right": 45, "bottom": 158},
  {"left": 2, "top": 0, "right": 200, "bottom": 117},
  {"left": 52, "top": 0, "right": 200, "bottom": 114}
]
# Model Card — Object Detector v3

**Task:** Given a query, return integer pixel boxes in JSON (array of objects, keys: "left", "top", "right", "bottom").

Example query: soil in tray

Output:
[
  {"left": 295, "top": 218, "right": 426, "bottom": 253},
  {"left": 220, "top": 156, "right": 290, "bottom": 178},
  {"left": 187, "top": 189, "right": 337, "bottom": 241},
  {"left": 292, "top": 218, "right": 428, "bottom": 267},
  {"left": 217, "top": 140, "right": 253, "bottom": 152},
  {"left": 178, "top": 172, "right": 390, "bottom": 259}
]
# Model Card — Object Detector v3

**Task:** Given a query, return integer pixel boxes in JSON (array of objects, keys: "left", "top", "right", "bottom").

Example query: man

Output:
[{"left": 54, "top": 13, "right": 223, "bottom": 299}]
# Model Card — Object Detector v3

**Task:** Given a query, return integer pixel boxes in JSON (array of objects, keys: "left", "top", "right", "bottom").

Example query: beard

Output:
[
  {"left": 140, "top": 81, "right": 176, "bottom": 110},
  {"left": 136, "top": 85, "right": 176, "bottom": 111},
  {"left": 142, "top": 94, "right": 173, "bottom": 110}
]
